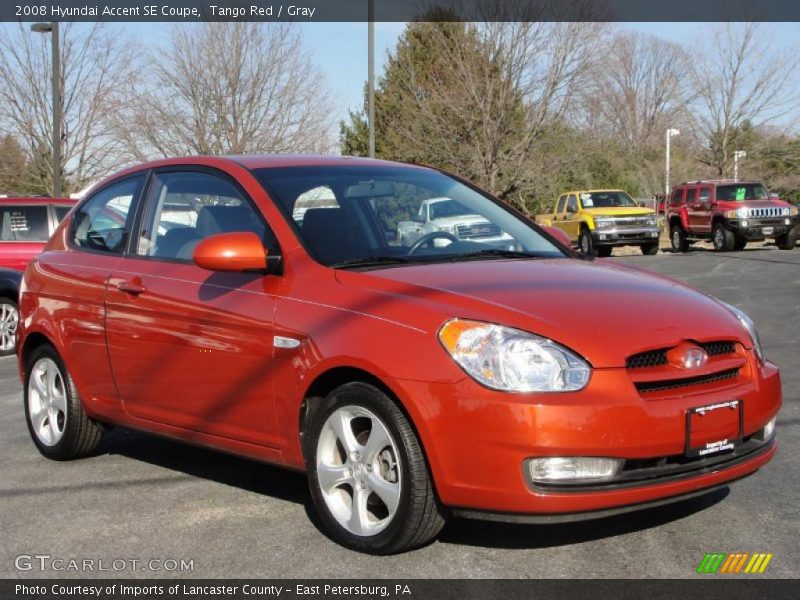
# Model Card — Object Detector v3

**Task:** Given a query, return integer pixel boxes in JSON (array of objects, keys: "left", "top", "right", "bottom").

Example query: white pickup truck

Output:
[{"left": 397, "top": 197, "right": 513, "bottom": 248}]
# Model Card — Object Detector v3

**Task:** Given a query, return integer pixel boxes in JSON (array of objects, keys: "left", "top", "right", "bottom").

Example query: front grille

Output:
[
  {"left": 456, "top": 223, "right": 502, "bottom": 239},
  {"left": 634, "top": 368, "right": 739, "bottom": 393},
  {"left": 742, "top": 207, "right": 783, "bottom": 219},
  {"left": 605, "top": 215, "right": 654, "bottom": 229},
  {"left": 626, "top": 341, "right": 736, "bottom": 369}
]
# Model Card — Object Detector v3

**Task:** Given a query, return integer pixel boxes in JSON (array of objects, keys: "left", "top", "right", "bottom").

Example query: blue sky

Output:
[{"left": 118, "top": 21, "right": 800, "bottom": 127}]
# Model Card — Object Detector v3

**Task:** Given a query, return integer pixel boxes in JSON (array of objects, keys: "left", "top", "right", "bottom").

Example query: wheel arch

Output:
[{"left": 296, "top": 365, "right": 442, "bottom": 496}]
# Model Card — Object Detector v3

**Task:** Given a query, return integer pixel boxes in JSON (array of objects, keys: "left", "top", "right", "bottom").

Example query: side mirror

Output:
[
  {"left": 542, "top": 225, "right": 572, "bottom": 248},
  {"left": 193, "top": 232, "right": 269, "bottom": 272}
]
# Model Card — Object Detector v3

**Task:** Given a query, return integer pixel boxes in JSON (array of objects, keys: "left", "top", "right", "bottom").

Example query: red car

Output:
[
  {"left": 17, "top": 156, "right": 780, "bottom": 554},
  {"left": 0, "top": 197, "right": 76, "bottom": 272}
]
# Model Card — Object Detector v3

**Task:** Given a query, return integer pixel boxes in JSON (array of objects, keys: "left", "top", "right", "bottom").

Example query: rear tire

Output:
[
  {"left": 640, "top": 242, "right": 659, "bottom": 256},
  {"left": 712, "top": 222, "right": 735, "bottom": 251},
  {"left": 24, "top": 345, "right": 103, "bottom": 460},
  {"left": 0, "top": 297, "right": 18, "bottom": 357},
  {"left": 305, "top": 382, "right": 445, "bottom": 554},
  {"left": 670, "top": 224, "right": 689, "bottom": 252},
  {"left": 776, "top": 228, "right": 797, "bottom": 250}
]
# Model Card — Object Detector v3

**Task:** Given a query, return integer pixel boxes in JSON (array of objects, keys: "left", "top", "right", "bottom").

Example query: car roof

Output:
[
  {"left": 560, "top": 189, "right": 626, "bottom": 195},
  {"left": 676, "top": 180, "right": 761, "bottom": 186},
  {"left": 0, "top": 196, "right": 75, "bottom": 205}
]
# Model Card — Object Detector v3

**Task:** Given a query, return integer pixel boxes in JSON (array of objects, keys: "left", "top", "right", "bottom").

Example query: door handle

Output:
[{"left": 116, "top": 280, "right": 146, "bottom": 295}]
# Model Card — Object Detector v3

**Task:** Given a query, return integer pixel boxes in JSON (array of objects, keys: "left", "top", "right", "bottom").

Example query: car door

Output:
[
  {"left": 104, "top": 167, "right": 284, "bottom": 448},
  {"left": 689, "top": 187, "right": 713, "bottom": 234},
  {"left": 552, "top": 194, "right": 569, "bottom": 237},
  {"left": 40, "top": 175, "right": 146, "bottom": 407},
  {"left": 563, "top": 194, "right": 581, "bottom": 240}
]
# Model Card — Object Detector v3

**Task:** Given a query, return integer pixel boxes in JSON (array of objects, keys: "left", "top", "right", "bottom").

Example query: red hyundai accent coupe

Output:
[{"left": 17, "top": 156, "right": 780, "bottom": 554}]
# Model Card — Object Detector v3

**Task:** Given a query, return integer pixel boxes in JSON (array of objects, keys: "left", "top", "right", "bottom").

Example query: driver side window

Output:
[{"left": 72, "top": 176, "right": 144, "bottom": 254}]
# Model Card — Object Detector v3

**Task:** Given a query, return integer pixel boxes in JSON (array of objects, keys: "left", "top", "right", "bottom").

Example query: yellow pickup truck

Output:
[{"left": 537, "top": 189, "right": 661, "bottom": 257}]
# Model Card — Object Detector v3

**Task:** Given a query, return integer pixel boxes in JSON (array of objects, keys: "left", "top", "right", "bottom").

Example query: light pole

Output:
[
  {"left": 31, "top": 22, "right": 61, "bottom": 197},
  {"left": 367, "top": 0, "right": 375, "bottom": 158},
  {"left": 665, "top": 128, "right": 680, "bottom": 196},
  {"left": 734, "top": 150, "right": 746, "bottom": 180}
]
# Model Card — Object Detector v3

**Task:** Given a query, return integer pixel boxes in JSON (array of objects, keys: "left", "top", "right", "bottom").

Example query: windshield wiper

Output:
[
  {"left": 445, "top": 249, "right": 550, "bottom": 261},
  {"left": 330, "top": 256, "right": 413, "bottom": 269}
]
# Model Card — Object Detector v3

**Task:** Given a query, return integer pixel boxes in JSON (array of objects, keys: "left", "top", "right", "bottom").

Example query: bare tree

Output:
[
  {"left": 692, "top": 22, "right": 800, "bottom": 176},
  {"left": 585, "top": 31, "right": 690, "bottom": 149},
  {"left": 0, "top": 23, "right": 137, "bottom": 194},
  {"left": 120, "top": 22, "right": 334, "bottom": 160}
]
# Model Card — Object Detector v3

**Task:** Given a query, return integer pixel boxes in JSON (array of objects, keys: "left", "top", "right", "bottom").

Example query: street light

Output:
[
  {"left": 665, "top": 128, "right": 680, "bottom": 196},
  {"left": 367, "top": 0, "right": 375, "bottom": 158},
  {"left": 30, "top": 22, "right": 61, "bottom": 197},
  {"left": 734, "top": 150, "right": 747, "bottom": 180}
]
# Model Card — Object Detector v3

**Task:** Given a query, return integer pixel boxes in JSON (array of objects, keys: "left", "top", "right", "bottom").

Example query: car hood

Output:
[
  {"left": 433, "top": 215, "right": 489, "bottom": 226},
  {"left": 337, "top": 258, "right": 748, "bottom": 368}
]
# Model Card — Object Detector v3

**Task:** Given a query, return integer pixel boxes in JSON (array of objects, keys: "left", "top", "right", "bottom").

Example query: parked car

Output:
[
  {"left": 397, "top": 196, "right": 514, "bottom": 249},
  {"left": 0, "top": 197, "right": 76, "bottom": 271},
  {"left": 18, "top": 156, "right": 780, "bottom": 554},
  {"left": 667, "top": 181, "right": 798, "bottom": 252},
  {"left": 537, "top": 189, "right": 661, "bottom": 257},
  {"left": 0, "top": 267, "right": 21, "bottom": 356}
]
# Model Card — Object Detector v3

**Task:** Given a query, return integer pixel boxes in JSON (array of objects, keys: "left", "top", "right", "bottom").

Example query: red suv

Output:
[
  {"left": 667, "top": 181, "right": 798, "bottom": 252},
  {"left": 17, "top": 157, "right": 780, "bottom": 554},
  {"left": 0, "top": 197, "right": 76, "bottom": 271}
]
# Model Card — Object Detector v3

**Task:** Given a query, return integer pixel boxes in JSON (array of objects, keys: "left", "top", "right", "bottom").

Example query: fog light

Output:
[
  {"left": 785, "top": 218, "right": 792, "bottom": 226},
  {"left": 527, "top": 457, "right": 622, "bottom": 484},
  {"left": 651, "top": 231, "right": 659, "bottom": 238},
  {"left": 741, "top": 219, "right": 748, "bottom": 227},
  {"left": 599, "top": 234, "right": 607, "bottom": 240},
  {"left": 763, "top": 417, "right": 776, "bottom": 440}
]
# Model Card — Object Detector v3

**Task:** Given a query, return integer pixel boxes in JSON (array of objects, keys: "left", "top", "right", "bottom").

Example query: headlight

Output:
[
  {"left": 781, "top": 207, "right": 793, "bottom": 216},
  {"left": 438, "top": 319, "right": 591, "bottom": 392},
  {"left": 594, "top": 218, "right": 613, "bottom": 229},
  {"left": 646, "top": 216, "right": 656, "bottom": 226},
  {"left": 437, "top": 225, "right": 455, "bottom": 234},
  {"left": 721, "top": 302, "right": 764, "bottom": 364},
  {"left": 727, "top": 208, "right": 749, "bottom": 218}
]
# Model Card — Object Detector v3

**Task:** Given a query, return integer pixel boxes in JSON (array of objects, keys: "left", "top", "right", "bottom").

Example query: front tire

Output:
[
  {"left": 712, "top": 222, "right": 735, "bottom": 251},
  {"left": 670, "top": 224, "right": 689, "bottom": 252},
  {"left": 305, "top": 382, "right": 445, "bottom": 554},
  {"left": 734, "top": 236, "right": 747, "bottom": 251},
  {"left": 640, "top": 242, "right": 660, "bottom": 255},
  {"left": 24, "top": 345, "right": 103, "bottom": 460},
  {"left": 579, "top": 228, "right": 596, "bottom": 257},
  {"left": 776, "top": 228, "right": 797, "bottom": 250},
  {"left": 0, "top": 297, "right": 18, "bottom": 357}
]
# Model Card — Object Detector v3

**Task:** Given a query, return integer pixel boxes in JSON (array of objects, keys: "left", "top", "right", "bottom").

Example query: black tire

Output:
[
  {"left": 734, "top": 236, "right": 747, "bottom": 251},
  {"left": 640, "top": 242, "right": 660, "bottom": 256},
  {"left": 579, "top": 228, "right": 596, "bottom": 257},
  {"left": 24, "top": 344, "right": 103, "bottom": 460},
  {"left": 0, "top": 297, "right": 18, "bottom": 357},
  {"left": 712, "top": 222, "right": 735, "bottom": 251},
  {"left": 596, "top": 246, "right": 612, "bottom": 258},
  {"left": 670, "top": 224, "right": 689, "bottom": 252},
  {"left": 775, "top": 228, "right": 797, "bottom": 250},
  {"left": 304, "top": 382, "right": 445, "bottom": 554}
]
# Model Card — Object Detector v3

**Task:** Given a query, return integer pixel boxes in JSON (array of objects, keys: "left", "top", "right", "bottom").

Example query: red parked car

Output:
[
  {"left": 0, "top": 197, "right": 76, "bottom": 271},
  {"left": 667, "top": 180, "right": 798, "bottom": 252},
  {"left": 17, "top": 156, "right": 780, "bottom": 554}
]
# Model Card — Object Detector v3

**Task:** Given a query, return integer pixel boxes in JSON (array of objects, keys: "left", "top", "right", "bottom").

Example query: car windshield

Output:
[
  {"left": 253, "top": 165, "right": 565, "bottom": 268},
  {"left": 716, "top": 184, "right": 768, "bottom": 202},
  {"left": 580, "top": 191, "right": 637, "bottom": 208}
]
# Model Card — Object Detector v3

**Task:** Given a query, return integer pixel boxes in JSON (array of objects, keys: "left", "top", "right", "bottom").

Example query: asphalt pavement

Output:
[{"left": 1, "top": 245, "right": 798, "bottom": 579}]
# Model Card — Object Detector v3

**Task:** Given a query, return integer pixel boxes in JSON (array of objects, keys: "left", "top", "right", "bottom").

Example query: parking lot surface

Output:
[{"left": 1, "top": 246, "right": 798, "bottom": 578}]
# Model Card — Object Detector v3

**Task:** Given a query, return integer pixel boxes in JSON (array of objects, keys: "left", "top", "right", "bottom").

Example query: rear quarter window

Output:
[{"left": 0, "top": 205, "right": 49, "bottom": 242}]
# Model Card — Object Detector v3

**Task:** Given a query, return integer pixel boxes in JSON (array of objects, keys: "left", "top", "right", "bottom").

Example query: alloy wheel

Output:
[
  {"left": 27, "top": 357, "right": 68, "bottom": 446},
  {"left": 315, "top": 405, "right": 401, "bottom": 537},
  {"left": 0, "top": 302, "right": 18, "bottom": 353}
]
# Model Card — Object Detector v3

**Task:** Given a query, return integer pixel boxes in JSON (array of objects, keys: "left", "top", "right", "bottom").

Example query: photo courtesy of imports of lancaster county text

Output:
[{"left": 0, "top": 0, "right": 799, "bottom": 598}]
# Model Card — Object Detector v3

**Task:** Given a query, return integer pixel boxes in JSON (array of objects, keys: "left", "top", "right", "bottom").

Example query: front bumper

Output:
[
  {"left": 398, "top": 353, "right": 781, "bottom": 516},
  {"left": 592, "top": 226, "right": 661, "bottom": 246},
  {"left": 726, "top": 216, "right": 798, "bottom": 240}
]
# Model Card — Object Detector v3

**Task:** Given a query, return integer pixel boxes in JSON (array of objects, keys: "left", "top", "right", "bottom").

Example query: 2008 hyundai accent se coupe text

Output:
[{"left": 17, "top": 156, "right": 780, "bottom": 554}]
